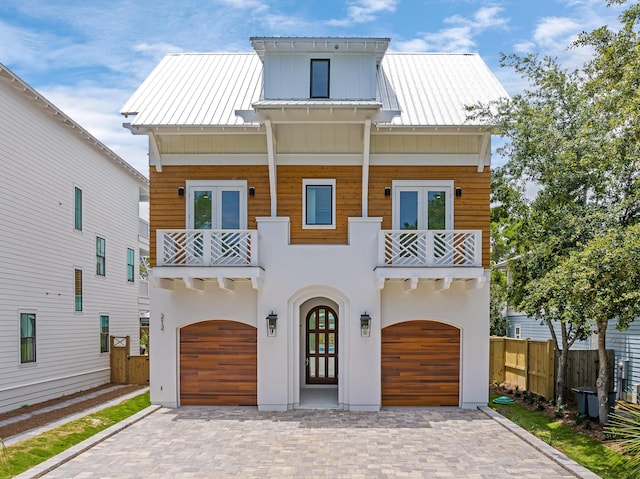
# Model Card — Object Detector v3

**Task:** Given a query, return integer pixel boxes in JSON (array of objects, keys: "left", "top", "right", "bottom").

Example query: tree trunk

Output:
[
  {"left": 596, "top": 320, "right": 610, "bottom": 424},
  {"left": 556, "top": 346, "right": 568, "bottom": 405}
]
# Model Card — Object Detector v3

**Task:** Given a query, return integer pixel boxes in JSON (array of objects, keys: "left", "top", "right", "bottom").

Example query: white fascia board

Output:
[
  {"left": 161, "top": 154, "right": 269, "bottom": 166},
  {"left": 374, "top": 266, "right": 485, "bottom": 281},
  {"left": 370, "top": 154, "right": 479, "bottom": 166},
  {"left": 153, "top": 266, "right": 264, "bottom": 282}
]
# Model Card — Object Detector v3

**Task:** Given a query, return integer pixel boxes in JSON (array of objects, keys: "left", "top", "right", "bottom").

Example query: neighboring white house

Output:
[
  {"left": 122, "top": 37, "right": 508, "bottom": 411},
  {"left": 0, "top": 63, "right": 149, "bottom": 413}
]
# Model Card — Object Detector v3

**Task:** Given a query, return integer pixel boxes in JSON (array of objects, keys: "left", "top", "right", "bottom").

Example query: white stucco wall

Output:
[{"left": 150, "top": 216, "right": 489, "bottom": 411}]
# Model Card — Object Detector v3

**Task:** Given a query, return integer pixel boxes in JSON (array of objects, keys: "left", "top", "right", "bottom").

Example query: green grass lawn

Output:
[
  {"left": 0, "top": 391, "right": 150, "bottom": 479},
  {"left": 489, "top": 393, "right": 637, "bottom": 479}
]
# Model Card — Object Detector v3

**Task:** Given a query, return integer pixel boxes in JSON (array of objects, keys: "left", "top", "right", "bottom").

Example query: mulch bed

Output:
[
  {"left": 490, "top": 383, "right": 606, "bottom": 441},
  {"left": 0, "top": 383, "right": 145, "bottom": 439}
]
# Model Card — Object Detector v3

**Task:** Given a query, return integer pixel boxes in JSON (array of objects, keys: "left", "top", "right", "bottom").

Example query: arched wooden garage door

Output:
[
  {"left": 180, "top": 320, "right": 257, "bottom": 406},
  {"left": 382, "top": 320, "right": 460, "bottom": 406}
]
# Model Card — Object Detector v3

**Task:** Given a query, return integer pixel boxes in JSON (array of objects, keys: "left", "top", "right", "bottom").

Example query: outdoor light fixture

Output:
[
  {"left": 249, "top": 186, "right": 255, "bottom": 197},
  {"left": 384, "top": 187, "right": 391, "bottom": 197},
  {"left": 266, "top": 312, "right": 278, "bottom": 337},
  {"left": 456, "top": 187, "right": 462, "bottom": 197},
  {"left": 360, "top": 313, "right": 371, "bottom": 337},
  {"left": 178, "top": 186, "right": 185, "bottom": 197}
]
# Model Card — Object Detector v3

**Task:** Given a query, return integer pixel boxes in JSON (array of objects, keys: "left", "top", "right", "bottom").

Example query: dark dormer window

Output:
[{"left": 310, "top": 59, "right": 330, "bottom": 98}]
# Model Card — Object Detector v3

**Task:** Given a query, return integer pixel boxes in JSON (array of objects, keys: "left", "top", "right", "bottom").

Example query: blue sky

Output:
[{"left": 0, "top": 0, "right": 626, "bottom": 176}]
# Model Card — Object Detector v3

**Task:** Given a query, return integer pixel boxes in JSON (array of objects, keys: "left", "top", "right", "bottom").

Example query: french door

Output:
[
  {"left": 392, "top": 181, "right": 453, "bottom": 231},
  {"left": 305, "top": 306, "right": 338, "bottom": 385},
  {"left": 187, "top": 181, "right": 247, "bottom": 230}
]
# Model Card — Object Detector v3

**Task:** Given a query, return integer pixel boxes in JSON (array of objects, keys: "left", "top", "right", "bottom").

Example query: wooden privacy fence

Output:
[
  {"left": 110, "top": 335, "right": 149, "bottom": 385},
  {"left": 490, "top": 336, "right": 614, "bottom": 400}
]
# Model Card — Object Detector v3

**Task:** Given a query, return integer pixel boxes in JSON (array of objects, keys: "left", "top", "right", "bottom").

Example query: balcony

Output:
[
  {"left": 153, "top": 229, "right": 262, "bottom": 290},
  {"left": 376, "top": 230, "right": 485, "bottom": 290}
]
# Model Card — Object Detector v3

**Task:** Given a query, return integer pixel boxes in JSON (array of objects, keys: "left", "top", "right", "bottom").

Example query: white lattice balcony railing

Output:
[
  {"left": 156, "top": 230, "right": 258, "bottom": 267},
  {"left": 379, "top": 230, "right": 482, "bottom": 267}
]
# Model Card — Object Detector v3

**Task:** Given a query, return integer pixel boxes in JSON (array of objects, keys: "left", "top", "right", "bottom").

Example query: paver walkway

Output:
[{"left": 26, "top": 406, "right": 598, "bottom": 479}]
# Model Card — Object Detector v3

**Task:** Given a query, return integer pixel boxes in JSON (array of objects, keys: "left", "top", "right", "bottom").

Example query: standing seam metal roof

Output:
[{"left": 121, "top": 52, "right": 507, "bottom": 128}]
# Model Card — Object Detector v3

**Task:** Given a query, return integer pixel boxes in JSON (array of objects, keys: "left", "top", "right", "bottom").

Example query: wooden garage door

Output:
[
  {"left": 180, "top": 320, "right": 257, "bottom": 406},
  {"left": 382, "top": 320, "right": 460, "bottom": 406}
]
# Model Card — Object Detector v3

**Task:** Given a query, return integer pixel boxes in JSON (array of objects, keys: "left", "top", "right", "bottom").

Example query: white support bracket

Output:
[
  {"left": 153, "top": 278, "right": 174, "bottom": 291},
  {"left": 465, "top": 276, "right": 487, "bottom": 291},
  {"left": 217, "top": 277, "right": 235, "bottom": 291},
  {"left": 477, "top": 132, "right": 490, "bottom": 173},
  {"left": 183, "top": 277, "right": 205, "bottom": 291},
  {"left": 149, "top": 132, "right": 163, "bottom": 172},
  {"left": 251, "top": 276, "right": 263, "bottom": 290},
  {"left": 435, "top": 277, "right": 452, "bottom": 292},
  {"left": 404, "top": 276, "right": 419, "bottom": 292},
  {"left": 377, "top": 277, "right": 386, "bottom": 290}
]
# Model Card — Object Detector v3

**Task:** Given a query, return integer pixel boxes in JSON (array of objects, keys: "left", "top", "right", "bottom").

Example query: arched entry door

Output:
[{"left": 305, "top": 305, "right": 338, "bottom": 384}]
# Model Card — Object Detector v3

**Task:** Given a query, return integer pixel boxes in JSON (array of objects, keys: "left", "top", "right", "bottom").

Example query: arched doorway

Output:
[
  {"left": 299, "top": 299, "right": 340, "bottom": 408},
  {"left": 305, "top": 305, "right": 338, "bottom": 384}
]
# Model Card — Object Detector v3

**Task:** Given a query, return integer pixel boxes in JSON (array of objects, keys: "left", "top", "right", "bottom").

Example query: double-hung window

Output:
[
  {"left": 303, "top": 179, "right": 336, "bottom": 229},
  {"left": 96, "top": 237, "right": 106, "bottom": 276},
  {"left": 127, "top": 248, "right": 135, "bottom": 282},
  {"left": 74, "top": 269, "right": 83, "bottom": 311},
  {"left": 74, "top": 187, "right": 82, "bottom": 231},
  {"left": 310, "top": 59, "right": 330, "bottom": 98},
  {"left": 20, "top": 312, "right": 36, "bottom": 363},
  {"left": 100, "top": 315, "right": 109, "bottom": 353}
]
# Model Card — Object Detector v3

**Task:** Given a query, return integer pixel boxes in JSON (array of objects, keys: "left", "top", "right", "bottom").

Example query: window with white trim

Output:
[
  {"left": 100, "top": 315, "right": 109, "bottom": 353},
  {"left": 127, "top": 248, "right": 135, "bottom": 282},
  {"left": 75, "top": 269, "right": 83, "bottom": 311},
  {"left": 96, "top": 236, "right": 106, "bottom": 276},
  {"left": 303, "top": 179, "right": 336, "bottom": 229},
  {"left": 392, "top": 180, "right": 454, "bottom": 230},
  {"left": 514, "top": 324, "right": 522, "bottom": 339},
  {"left": 20, "top": 312, "right": 36, "bottom": 363},
  {"left": 186, "top": 181, "right": 247, "bottom": 229}
]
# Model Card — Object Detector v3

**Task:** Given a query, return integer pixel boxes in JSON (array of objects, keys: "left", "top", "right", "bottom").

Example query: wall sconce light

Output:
[
  {"left": 178, "top": 186, "right": 185, "bottom": 197},
  {"left": 266, "top": 312, "right": 278, "bottom": 337},
  {"left": 384, "top": 187, "right": 391, "bottom": 197},
  {"left": 249, "top": 186, "right": 255, "bottom": 197},
  {"left": 360, "top": 313, "right": 371, "bottom": 337},
  {"left": 455, "top": 187, "right": 462, "bottom": 198}
]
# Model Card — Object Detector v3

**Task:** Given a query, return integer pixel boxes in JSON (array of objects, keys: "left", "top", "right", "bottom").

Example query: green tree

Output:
[
  {"left": 545, "top": 226, "right": 640, "bottom": 423},
  {"left": 471, "top": 52, "right": 598, "bottom": 406},
  {"left": 473, "top": 2, "right": 640, "bottom": 415}
]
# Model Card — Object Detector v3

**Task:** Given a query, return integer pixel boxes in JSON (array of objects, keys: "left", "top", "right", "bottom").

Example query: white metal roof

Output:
[{"left": 122, "top": 51, "right": 507, "bottom": 128}]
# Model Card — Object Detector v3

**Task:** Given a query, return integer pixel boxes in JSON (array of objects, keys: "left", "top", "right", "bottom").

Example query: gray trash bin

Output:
[{"left": 571, "top": 387, "right": 597, "bottom": 417}]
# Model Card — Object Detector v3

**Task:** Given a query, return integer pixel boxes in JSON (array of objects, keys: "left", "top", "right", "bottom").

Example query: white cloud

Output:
[
  {"left": 326, "top": 0, "right": 399, "bottom": 27},
  {"left": 217, "top": 0, "right": 268, "bottom": 12},
  {"left": 395, "top": 5, "right": 508, "bottom": 52}
]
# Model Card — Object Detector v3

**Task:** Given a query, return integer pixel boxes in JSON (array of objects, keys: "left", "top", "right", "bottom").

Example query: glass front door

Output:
[
  {"left": 305, "top": 306, "right": 338, "bottom": 385},
  {"left": 189, "top": 185, "right": 244, "bottom": 230}
]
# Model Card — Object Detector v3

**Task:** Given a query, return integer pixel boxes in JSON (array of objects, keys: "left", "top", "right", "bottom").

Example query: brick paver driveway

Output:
[{"left": 39, "top": 407, "right": 588, "bottom": 478}]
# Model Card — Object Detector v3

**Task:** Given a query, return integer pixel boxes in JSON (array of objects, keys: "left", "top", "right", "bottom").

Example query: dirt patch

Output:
[
  {"left": 490, "top": 383, "right": 606, "bottom": 441},
  {"left": 0, "top": 384, "right": 145, "bottom": 439}
]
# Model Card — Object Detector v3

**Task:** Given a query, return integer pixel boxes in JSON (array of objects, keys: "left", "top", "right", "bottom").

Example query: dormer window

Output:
[{"left": 310, "top": 59, "right": 330, "bottom": 98}]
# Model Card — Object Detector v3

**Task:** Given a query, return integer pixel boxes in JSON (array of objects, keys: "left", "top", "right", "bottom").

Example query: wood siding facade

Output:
[{"left": 150, "top": 162, "right": 489, "bottom": 266}]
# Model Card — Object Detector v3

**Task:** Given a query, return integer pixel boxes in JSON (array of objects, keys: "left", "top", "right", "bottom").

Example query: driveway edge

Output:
[
  {"left": 479, "top": 406, "right": 602, "bottom": 479},
  {"left": 13, "top": 404, "right": 162, "bottom": 479}
]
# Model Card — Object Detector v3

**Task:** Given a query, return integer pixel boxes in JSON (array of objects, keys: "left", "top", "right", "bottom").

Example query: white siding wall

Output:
[
  {"left": 263, "top": 53, "right": 377, "bottom": 100},
  {"left": 0, "top": 77, "right": 143, "bottom": 412}
]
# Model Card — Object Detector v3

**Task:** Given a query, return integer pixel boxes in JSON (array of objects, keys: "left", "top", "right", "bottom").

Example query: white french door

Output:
[
  {"left": 392, "top": 181, "right": 453, "bottom": 231},
  {"left": 186, "top": 181, "right": 247, "bottom": 230}
]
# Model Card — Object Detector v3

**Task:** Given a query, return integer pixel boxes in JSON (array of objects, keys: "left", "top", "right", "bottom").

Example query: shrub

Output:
[{"left": 606, "top": 401, "right": 640, "bottom": 476}]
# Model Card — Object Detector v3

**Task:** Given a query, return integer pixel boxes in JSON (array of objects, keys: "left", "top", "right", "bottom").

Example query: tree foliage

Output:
[{"left": 475, "top": 1, "right": 640, "bottom": 415}]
